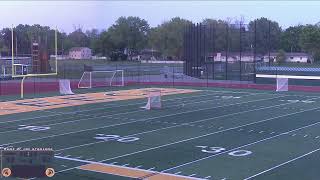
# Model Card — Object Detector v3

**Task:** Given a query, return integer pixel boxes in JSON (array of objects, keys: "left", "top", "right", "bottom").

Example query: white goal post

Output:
[
  {"left": 141, "top": 90, "right": 162, "bottom": 110},
  {"left": 78, "top": 70, "right": 124, "bottom": 89}
]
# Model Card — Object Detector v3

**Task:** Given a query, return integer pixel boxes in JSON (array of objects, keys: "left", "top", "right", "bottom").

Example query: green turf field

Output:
[{"left": 1, "top": 86, "right": 320, "bottom": 179}]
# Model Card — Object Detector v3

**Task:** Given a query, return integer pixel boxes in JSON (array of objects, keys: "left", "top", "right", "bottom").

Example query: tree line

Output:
[{"left": 1, "top": 16, "right": 320, "bottom": 61}]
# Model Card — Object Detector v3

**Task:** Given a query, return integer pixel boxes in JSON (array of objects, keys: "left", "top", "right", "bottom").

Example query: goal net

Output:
[
  {"left": 78, "top": 70, "right": 124, "bottom": 89},
  {"left": 59, "top": 79, "right": 74, "bottom": 95},
  {"left": 276, "top": 78, "right": 288, "bottom": 91},
  {"left": 141, "top": 90, "right": 162, "bottom": 110}
]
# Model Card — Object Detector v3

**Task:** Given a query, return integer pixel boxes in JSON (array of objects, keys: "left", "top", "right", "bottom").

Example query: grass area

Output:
[{"left": 1, "top": 86, "right": 320, "bottom": 179}]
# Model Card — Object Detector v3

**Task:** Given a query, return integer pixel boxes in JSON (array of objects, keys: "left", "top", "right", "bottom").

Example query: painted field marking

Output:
[
  {"left": 196, "top": 146, "right": 252, "bottom": 157},
  {"left": 0, "top": 87, "right": 201, "bottom": 117},
  {"left": 79, "top": 105, "right": 320, "bottom": 168},
  {"left": 55, "top": 156, "right": 203, "bottom": 180},
  {"left": 0, "top": 90, "right": 255, "bottom": 135},
  {"left": 85, "top": 158, "right": 95, "bottom": 161},
  {"left": 0, "top": 94, "right": 287, "bottom": 147},
  {"left": 0, "top": 88, "right": 297, "bottom": 126},
  {"left": 55, "top": 96, "right": 304, "bottom": 152},
  {"left": 93, "top": 134, "right": 140, "bottom": 143},
  {"left": 6, "top": 93, "right": 320, "bottom": 179},
  {"left": 161, "top": 119, "right": 320, "bottom": 173},
  {"left": 244, "top": 148, "right": 320, "bottom": 179},
  {"left": 0, "top": 90, "right": 214, "bottom": 125},
  {"left": 54, "top": 97, "right": 317, "bottom": 176},
  {"left": 282, "top": 99, "right": 315, "bottom": 104},
  {"left": 18, "top": 125, "right": 50, "bottom": 132},
  {"left": 0, "top": 92, "right": 255, "bottom": 135}
]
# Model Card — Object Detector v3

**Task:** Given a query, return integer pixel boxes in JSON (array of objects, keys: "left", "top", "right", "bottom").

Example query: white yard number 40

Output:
[
  {"left": 94, "top": 134, "right": 140, "bottom": 143},
  {"left": 18, "top": 125, "right": 50, "bottom": 131},
  {"left": 196, "top": 146, "right": 252, "bottom": 157}
]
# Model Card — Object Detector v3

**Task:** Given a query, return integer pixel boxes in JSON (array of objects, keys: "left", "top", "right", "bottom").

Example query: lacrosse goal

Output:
[{"left": 78, "top": 70, "right": 124, "bottom": 89}]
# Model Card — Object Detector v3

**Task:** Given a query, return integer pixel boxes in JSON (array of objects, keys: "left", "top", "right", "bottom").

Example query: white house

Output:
[
  {"left": 69, "top": 47, "right": 92, "bottom": 60},
  {"left": 263, "top": 52, "right": 312, "bottom": 63},
  {"left": 208, "top": 52, "right": 312, "bottom": 63},
  {"left": 209, "top": 52, "right": 264, "bottom": 63}
]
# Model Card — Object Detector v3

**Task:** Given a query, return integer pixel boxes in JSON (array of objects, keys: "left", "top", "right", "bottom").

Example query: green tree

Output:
[
  {"left": 108, "top": 16, "right": 150, "bottom": 53},
  {"left": 248, "top": 18, "right": 282, "bottom": 54},
  {"left": 202, "top": 19, "right": 229, "bottom": 52},
  {"left": 86, "top": 29, "right": 101, "bottom": 55},
  {"left": 299, "top": 25, "right": 320, "bottom": 62},
  {"left": 280, "top": 25, "right": 303, "bottom": 53},
  {"left": 67, "top": 28, "right": 90, "bottom": 48},
  {"left": 148, "top": 17, "right": 192, "bottom": 58}
]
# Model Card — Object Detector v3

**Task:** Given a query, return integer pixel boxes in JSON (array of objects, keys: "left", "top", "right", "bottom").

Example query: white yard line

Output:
[
  {"left": 162, "top": 120, "right": 320, "bottom": 173},
  {"left": 98, "top": 106, "right": 320, "bottom": 164},
  {"left": 0, "top": 93, "right": 252, "bottom": 135},
  {"left": 55, "top": 104, "right": 320, "bottom": 175},
  {"left": 0, "top": 94, "right": 284, "bottom": 147},
  {"left": 55, "top": 97, "right": 308, "bottom": 152},
  {"left": 0, "top": 91, "right": 217, "bottom": 125},
  {"left": 55, "top": 105, "right": 320, "bottom": 176},
  {"left": 244, "top": 148, "right": 320, "bottom": 180}
]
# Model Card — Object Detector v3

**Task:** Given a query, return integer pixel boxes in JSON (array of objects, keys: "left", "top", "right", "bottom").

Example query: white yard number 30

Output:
[
  {"left": 94, "top": 134, "right": 140, "bottom": 143},
  {"left": 196, "top": 146, "right": 252, "bottom": 157}
]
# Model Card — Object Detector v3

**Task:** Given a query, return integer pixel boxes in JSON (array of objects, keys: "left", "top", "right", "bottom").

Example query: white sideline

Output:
[{"left": 55, "top": 155, "right": 204, "bottom": 180}]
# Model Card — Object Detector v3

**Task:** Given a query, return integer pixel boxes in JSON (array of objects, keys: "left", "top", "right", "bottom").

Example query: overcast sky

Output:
[{"left": 1, "top": 1, "right": 320, "bottom": 33}]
